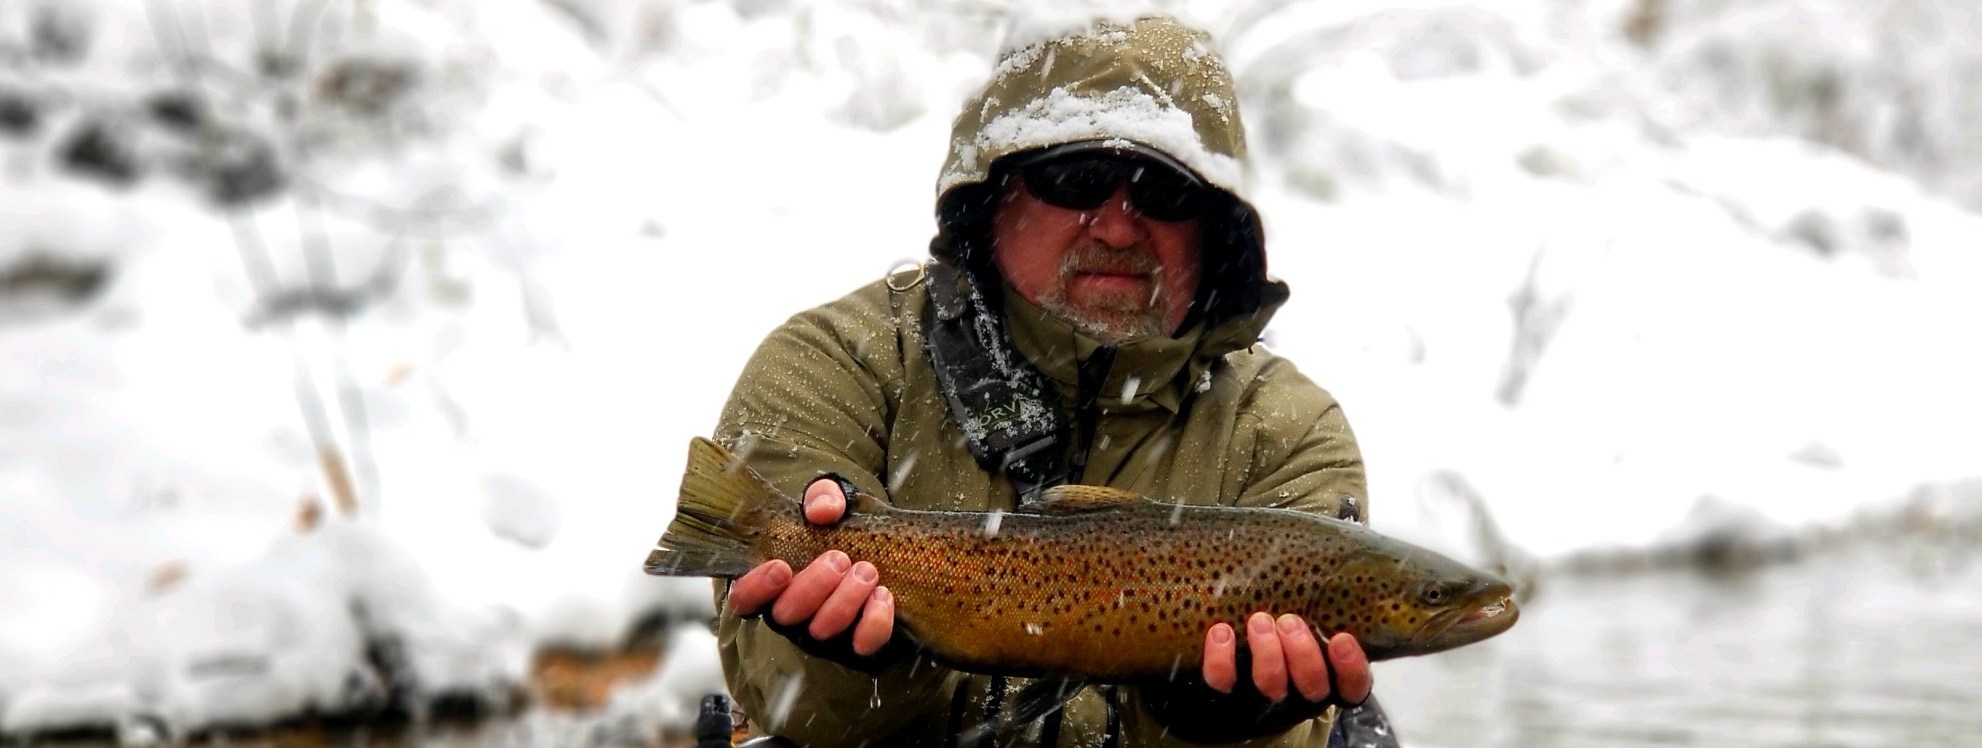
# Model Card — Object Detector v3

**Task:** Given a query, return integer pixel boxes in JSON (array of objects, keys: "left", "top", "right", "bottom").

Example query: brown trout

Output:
[{"left": 644, "top": 438, "right": 1518, "bottom": 679}]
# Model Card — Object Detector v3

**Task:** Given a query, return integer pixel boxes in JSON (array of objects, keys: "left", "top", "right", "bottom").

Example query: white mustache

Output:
[{"left": 1057, "top": 245, "right": 1161, "bottom": 280}]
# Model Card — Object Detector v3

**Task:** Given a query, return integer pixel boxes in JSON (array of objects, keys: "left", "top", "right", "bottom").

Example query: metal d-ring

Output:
[{"left": 885, "top": 260, "right": 927, "bottom": 291}]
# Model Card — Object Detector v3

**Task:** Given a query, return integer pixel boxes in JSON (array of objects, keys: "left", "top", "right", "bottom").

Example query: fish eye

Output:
[{"left": 1420, "top": 584, "right": 1445, "bottom": 605}]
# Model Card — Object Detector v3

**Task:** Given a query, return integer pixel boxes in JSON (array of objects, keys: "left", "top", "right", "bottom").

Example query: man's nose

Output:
[{"left": 1083, "top": 184, "right": 1147, "bottom": 248}]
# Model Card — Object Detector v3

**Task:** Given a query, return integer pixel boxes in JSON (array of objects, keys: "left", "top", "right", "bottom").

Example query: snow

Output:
[
  {"left": 961, "top": 87, "right": 1246, "bottom": 194},
  {"left": 598, "top": 625, "right": 726, "bottom": 740},
  {"left": 3, "top": 0, "right": 1981, "bottom": 737},
  {"left": 0, "top": 517, "right": 526, "bottom": 736},
  {"left": 997, "top": 8, "right": 1180, "bottom": 58}
]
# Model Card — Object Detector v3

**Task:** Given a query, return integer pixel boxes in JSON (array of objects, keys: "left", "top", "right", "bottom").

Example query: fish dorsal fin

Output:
[
  {"left": 849, "top": 491, "right": 891, "bottom": 515},
  {"left": 1036, "top": 485, "right": 1144, "bottom": 514}
]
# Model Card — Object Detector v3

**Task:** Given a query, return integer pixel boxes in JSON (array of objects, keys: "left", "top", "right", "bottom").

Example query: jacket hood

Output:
[
  {"left": 929, "top": 15, "right": 1269, "bottom": 324},
  {"left": 936, "top": 15, "right": 1249, "bottom": 198}
]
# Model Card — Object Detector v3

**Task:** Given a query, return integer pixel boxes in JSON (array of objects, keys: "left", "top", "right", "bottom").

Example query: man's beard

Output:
[{"left": 1034, "top": 244, "right": 1173, "bottom": 344}]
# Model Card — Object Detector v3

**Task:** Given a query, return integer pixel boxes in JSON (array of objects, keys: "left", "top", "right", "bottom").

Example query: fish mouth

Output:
[
  {"left": 1415, "top": 593, "right": 1520, "bottom": 650},
  {"left": 1455, "top": 597, "right": 1516, "bottom": 629},
  {"left": 1447, "top": 595, "right": 1519, "bottom": 640}
]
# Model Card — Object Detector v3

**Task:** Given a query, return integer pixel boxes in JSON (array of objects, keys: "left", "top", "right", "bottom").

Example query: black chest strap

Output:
[
  {"left": 921, "top": 262, "right": 1071, "bottom": 503},
  {"left": 920, "top": 261, "right": 1130, "bottom": 746}
]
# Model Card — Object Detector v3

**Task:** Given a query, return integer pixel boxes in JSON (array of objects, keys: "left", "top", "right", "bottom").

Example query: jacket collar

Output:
[{"left": 999, "top": 278, "right": 1289, "bottom": 414}]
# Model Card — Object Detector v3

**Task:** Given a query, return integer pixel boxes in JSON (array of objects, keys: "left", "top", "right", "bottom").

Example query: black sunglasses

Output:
[{"left": 1017, "top": 155, "right": 1212, "bottom": 222}]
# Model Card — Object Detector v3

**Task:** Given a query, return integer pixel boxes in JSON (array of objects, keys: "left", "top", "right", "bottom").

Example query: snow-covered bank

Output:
[
  {"left": 4, "top": 0, "right": 1980, "bottom": 736},
  {"left": 0, "top": 515, "right": 524, "bottom": 738},
  {"left": 1218, "top": 0, "right": 1982, "bottom": 561}
]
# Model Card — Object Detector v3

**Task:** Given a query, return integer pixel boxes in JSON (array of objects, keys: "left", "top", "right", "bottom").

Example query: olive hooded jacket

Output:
[{"left": 711, "top": 15, "right": 1368, "bottom": 747}]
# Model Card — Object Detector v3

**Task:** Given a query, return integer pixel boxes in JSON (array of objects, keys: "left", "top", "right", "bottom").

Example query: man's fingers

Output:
[
  {"left": 770, "top": 550, "right": 850, "bottom": 626},
  {"left": 803, "top": 478, "right": 848, "bottom": 526},
  {"left": 1278, "top": 615, "right": 1331, "bottom": 703},
  {"left": 727, "top": 560, "right": 792, "bottom": 616},
  {"left": 850, "top": 586, "right": 895, "bottom": 657},
  {"left": 1245, "top": 612, "right": 1289, "bottom": 702},
  {"left": 807, "top": 561, "right": 879, "bottom": 640},
  {"left": 1201, "top": 623, "right": 1238, "bottom": 693},
  {"left": 1326, "top": 632, "right": 1374, "bottom": 705}
]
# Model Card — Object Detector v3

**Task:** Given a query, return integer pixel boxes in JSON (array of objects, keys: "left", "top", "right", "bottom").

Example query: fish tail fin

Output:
[{"left": 643, "top": 437, "right": 792, "bottom": 578}]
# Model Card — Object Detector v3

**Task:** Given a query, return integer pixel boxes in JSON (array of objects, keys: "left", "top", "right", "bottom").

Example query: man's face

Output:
[{"left": 991, "top": 163, "right": 1203, "bottom": 344}]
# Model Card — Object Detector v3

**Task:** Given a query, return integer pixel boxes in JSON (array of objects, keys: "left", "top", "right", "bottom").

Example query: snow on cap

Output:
[
  {"left": 936, "top": 15, "right": 1249, "bottom": 200},
  {"left": 994, "top": 8, "right": 1178, "bottom": 59}
]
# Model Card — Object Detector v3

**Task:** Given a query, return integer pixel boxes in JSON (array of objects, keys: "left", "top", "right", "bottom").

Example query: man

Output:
[{"left": 710, "top": 15, "right": 1381, "bottom": 747}]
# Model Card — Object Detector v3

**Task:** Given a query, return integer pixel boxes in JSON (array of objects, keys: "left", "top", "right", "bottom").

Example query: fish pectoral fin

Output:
[{"left": 1035, "top": 485, "right": 1144, "bottom": 514}]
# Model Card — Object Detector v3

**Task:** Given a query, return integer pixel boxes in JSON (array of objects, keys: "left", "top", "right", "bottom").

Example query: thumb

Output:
[{"left": 802, "top": 476, "right": 849, "bottom": 525}]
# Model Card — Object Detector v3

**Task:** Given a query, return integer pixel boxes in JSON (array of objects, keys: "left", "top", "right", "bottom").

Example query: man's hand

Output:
[
  {"left": 726, "top": 478, "right": 896, "bottom": 657},
  {"left": 1202, "top": 613, "right": 1372, "bottom": 705}
]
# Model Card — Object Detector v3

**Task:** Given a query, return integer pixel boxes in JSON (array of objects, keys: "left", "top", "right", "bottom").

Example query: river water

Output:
[
  {"left": 1373, "top": 540, "right": 1982, "bottom": 748},
  {"left": 87, "top": 541, "right": 1972, "bottom": 747},
  {"left": 426, "top": 540, "right": 1981, "bottom": 748}
]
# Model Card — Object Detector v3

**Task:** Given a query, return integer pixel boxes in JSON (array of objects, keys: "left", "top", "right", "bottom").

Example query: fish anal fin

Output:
[{"left": 1037, "top": 485, "right": 1144, "bottom": 514}]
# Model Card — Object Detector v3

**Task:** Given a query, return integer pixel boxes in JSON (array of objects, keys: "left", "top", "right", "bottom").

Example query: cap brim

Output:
[{"left": 1003, "top": 140, "right": 1207, "bottom": 186}]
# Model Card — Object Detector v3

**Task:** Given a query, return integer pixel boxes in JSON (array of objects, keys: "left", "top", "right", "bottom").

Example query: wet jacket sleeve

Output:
[
  {"left": 711, "top": 300, "right": 960, "bottom": 745},
  {"left": 1230, "top": 357, "right": 1368, "bottom": 519},
  {"left": 1126, "top": 355, "right": 1368, "bottom": 745}
]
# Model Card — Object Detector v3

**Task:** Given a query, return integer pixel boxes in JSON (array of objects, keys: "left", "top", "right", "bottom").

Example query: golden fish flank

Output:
[{"left": 646, "top": 438, "right": 1519, "bottom": 681}]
